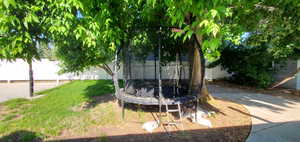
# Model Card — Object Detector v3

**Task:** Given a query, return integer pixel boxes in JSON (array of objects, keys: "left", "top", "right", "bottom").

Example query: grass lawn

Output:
[
  {"left": 0, "top": 80, "right": 252, "bottom": 142},
  {"left": 0, "top": 80, "right": 125, "bottom": 141}
]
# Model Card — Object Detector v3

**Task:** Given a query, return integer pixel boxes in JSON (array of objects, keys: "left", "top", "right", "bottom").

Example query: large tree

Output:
[
  {"left": 47, "top": 0, "right": 299, "bottom": 102},
  {"left": 48, "top": 1, "right": 173, "bottom": 95},
  {"left": 159, "top": 0, "right": 299, "bottom": 101},
  {"left": 0, "top": 0, "right": 50, "bottom": 97}
]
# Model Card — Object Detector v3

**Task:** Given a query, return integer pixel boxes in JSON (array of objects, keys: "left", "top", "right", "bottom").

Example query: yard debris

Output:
[
  {"left": 70, "top": 101, "right": 90, "bottom": 112},
  {"left": 183, "top": 106, "right": 213, "bottom": 128},
  {"left": 193, "top": 116, "right": 212, "bottom": 128},
  {"left": 142, "top": 120, "right": 159, "bottom": 132},
  {"left": 281, "top": 89, "right": 293, "bottom": 94}
]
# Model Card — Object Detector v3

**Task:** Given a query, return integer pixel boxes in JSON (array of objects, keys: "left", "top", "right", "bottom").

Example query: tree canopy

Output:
[
  {"left": 1, "top": 0, "right": 299, "bottom": 71},
  {"left": 0, "top": 0, "right": 52, "bottom": 97},
  {"left": 0, "top": 0, "right": 48, "bottom": 62},
  {"left": 1, "top": 0, "right": 299, "bottom": 97}
]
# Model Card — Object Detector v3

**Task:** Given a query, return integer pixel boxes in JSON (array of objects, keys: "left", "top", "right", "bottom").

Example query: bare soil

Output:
[{"left": 48, "top": 95, "right": 251, "bottom": 142}]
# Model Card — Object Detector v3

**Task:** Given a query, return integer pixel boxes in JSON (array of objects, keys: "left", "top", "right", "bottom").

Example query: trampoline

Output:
[
  {"left": 117, "top": 80, "right": 197, "bottom": 105},
  {"left": 112, "top": 28, "right": 200, "bottom": 119}
]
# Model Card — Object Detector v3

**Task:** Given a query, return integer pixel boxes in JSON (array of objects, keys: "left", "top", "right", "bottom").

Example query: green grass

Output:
[
  {"left": 0, "top": 80, "right": 117, "bottom": 140},
  {"left": 1, "top": 98, "right": 31, "bottom": 109},
  {"left": 98, "top": 133, "right": 108, "bottom": 142}
]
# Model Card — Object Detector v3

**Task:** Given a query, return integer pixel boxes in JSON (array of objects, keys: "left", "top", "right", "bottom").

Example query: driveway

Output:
[
  {"left": 209, "top": 84, "right": 300, "bottom": 142},
  {"left": 0, "top": 82, "right": 63, "bottom": 103}
]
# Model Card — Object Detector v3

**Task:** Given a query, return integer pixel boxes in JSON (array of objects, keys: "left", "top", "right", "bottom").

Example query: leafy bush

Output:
[{"left": 209, "top": 41, "right": 277, "bottom": 88}]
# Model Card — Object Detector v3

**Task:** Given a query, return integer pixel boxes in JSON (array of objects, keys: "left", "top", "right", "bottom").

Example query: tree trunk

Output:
[
  {"left": 200, "top": 81, "right": 214, "bottom": 103},
  {"left": 28, "top": 60, "right": 34, "bottom": 97},
  {"left": 112, "top": 41, "right": 128, "bottom": 97},
  {"left": 112, "top": 60, "right": 120, "bottom": 96},
  {"left": 189, "top": 34, "right": 214, "bottom": 103},
  {"left": 270, "top": 67, "right": 300, "bottom": 89}
]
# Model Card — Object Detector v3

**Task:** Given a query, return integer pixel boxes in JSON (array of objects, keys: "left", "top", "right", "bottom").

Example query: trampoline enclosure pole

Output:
[
  {"left": 158, "top": 28, "right": 163, "bottom": 125},
  {"left": 122, "top": 100, "right": 125, "bottom": 120}
]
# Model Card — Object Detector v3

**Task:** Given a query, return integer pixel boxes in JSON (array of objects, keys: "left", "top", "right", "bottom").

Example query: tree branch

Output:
[
  {"left": 270, "top": 67, "right": 300, "bottom": 89},
  {"left": 98, "top": 63, "right": 113, "bottom": 77}
]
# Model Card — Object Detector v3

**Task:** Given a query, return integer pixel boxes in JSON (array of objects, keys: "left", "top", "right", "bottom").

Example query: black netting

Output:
[{"left": 122, "top": 45, "right": 194, "bottom": 100}]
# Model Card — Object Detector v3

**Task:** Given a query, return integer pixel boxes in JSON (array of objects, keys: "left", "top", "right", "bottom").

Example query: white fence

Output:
[
  {"left": 0, "top": 59, "right": 229, "bottom": 82},
  {"left": 1, "top": 59, "right": 300, "bottom": 90},
  {"left": 0, "top": 59, "right": 114, "bottom": 82}
]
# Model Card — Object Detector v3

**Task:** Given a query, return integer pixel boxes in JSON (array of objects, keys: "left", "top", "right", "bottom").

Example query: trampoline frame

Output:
[{"left": 113, "top": 27, "right": 199, "bottom": 121}]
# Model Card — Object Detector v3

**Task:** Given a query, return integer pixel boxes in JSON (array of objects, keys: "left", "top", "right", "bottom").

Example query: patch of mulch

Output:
[
  {"left": 48, "top": 97, "right": 251, "bottom": 142},
  {"left": 210, "top": 80, "right": 300, "bottom": 99}
]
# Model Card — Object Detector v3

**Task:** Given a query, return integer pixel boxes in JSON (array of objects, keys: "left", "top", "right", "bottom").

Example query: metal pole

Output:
[
  {"left": 154, "top": 49, "right": 157, "bottom": 83},
  {"left": 122, "top": 100, "right": 125, "bottom": 120},
  {"left": 158, "top": 27, "right": 163, "bottom": 125}
]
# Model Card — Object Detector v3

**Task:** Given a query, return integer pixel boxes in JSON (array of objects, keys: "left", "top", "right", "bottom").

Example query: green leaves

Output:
[
  {"left": 0, "top": 0, "right": 47, "bottom": 62},
  {"left": 208, "top": 9, "right": 219, "bottom": 19},
  {"left": 2, "top": 0, "right": 16, "bottom": 8},
  {"left": 23, "top": 13, "right": 39, "bottom": 29},
  {"left": 202, "top": 38, "right": 222, "bottom": 61},
  {"left": 3, "top": 0, "right": 9, "bottom": 8},
  {"left": 1, "top": 0, "right": 296, "bottom": 77},
  {"left": 214, "top": 42, "right": 276, "bottom": 88},
  {"left": 146, "top": 0, "right": 157, "bottom": 8}
]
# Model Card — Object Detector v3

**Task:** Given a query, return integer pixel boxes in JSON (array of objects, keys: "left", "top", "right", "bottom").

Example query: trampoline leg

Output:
[
  {"left": 159, "top": 102, "right": 162, "bottom": 126},
  {"left": 137, "top": 104, "right": 141, "bottom": 114},
  {"left": 195, "top": 99, "right": 199, "bottom": 121},
  {"left": 121, "top": 100, "right": 125, "bottom": 120}
]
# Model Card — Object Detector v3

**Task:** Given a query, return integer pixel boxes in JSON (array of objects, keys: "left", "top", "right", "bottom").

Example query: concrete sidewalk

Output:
[
  {"left": 0, "top": 82, "right": 64, "bottom": 103},
  {"left": 209, "top": 84, "right": 300, "bottom": 142}
]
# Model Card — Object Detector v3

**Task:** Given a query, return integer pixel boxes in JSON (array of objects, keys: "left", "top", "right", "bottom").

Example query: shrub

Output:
[{"left": 209, "top": 41, "right": 276, "bottom": 88}]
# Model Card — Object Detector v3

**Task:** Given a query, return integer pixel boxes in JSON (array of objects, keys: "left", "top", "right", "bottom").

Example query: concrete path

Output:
[
  {"left": 0, "top": 82, "right": 63, "bottom": 103},
  {"left": 209, "top": 84, "right": 300, "bottom": 142}
]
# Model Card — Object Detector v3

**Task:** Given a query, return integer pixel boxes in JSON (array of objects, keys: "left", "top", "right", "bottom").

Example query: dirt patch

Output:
[
  {"left": 71, "top": 94, "right": 115, "bottom": 112},
  {"left": 0, "top": 108, "right": 23, "bottom": 122},
  {"left": 49, "top": 97, "right": 251, "bottom": 142},
  {"left": 0, "top": 105, "right": 10, "bottom": 120},
  {"left": 0, "top": 104, "right": 26, "bottom": 122}
]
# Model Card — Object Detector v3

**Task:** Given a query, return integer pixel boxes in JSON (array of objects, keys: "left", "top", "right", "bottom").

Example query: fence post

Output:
[{"left": 56, "top": 77, "right": 59, "bottom": 86}]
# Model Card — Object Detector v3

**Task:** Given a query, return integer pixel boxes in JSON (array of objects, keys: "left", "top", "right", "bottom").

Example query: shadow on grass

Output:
[
  {"left": 82, "top": 80, "right": 124, "bottom": 109},
  {"left": 0, "top": 130, "right": 44, "bottom": 142}
]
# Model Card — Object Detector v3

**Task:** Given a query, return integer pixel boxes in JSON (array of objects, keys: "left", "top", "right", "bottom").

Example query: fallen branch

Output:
[{"left": 269, "top": 67, "right": 300, "bottom": 89}]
